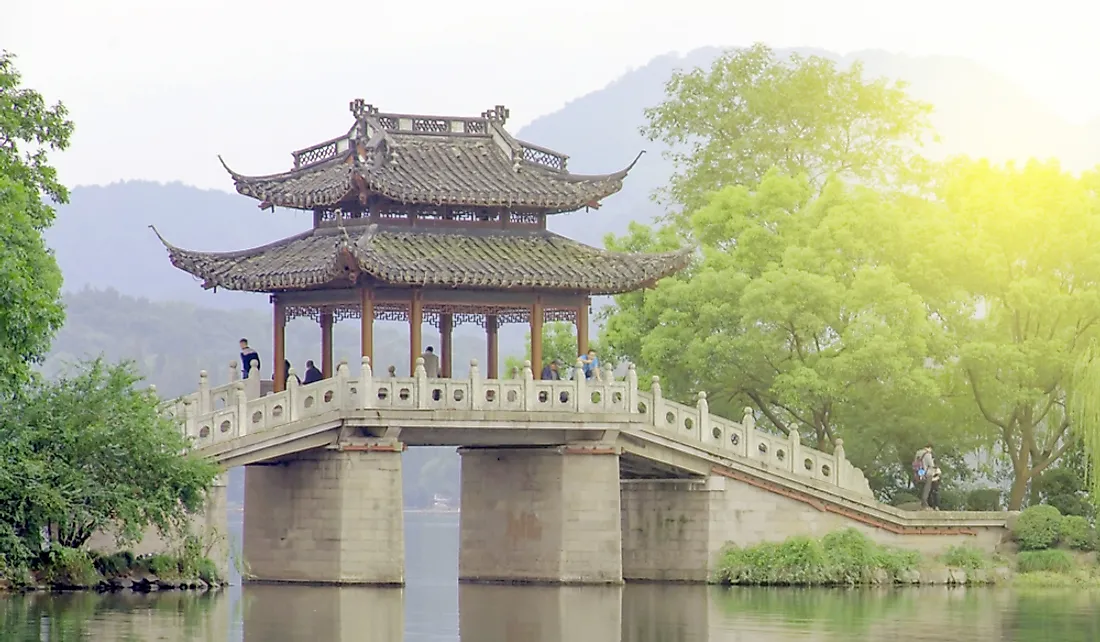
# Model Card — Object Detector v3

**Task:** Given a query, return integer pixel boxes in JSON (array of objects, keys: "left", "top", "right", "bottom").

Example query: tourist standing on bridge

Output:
[
  {"left": 928, "top": 466, "right": 942, "bottom": 510},
  {"left": 239, "top": 338, "right": 260, "bottom": 379},
  {"left": 913, "top": 443, "right": 936, "bottom": 509},
  {"left": 422, "top": 346, "right": 440, "bottom": 377},
  {"left": 303, "top": 360, "right": 323, "bottom": 384},
  {"left": 284, "top": 360, "right": 301, "bottom": 387}
]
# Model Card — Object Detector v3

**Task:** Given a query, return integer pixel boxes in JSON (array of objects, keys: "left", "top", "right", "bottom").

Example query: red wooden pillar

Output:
[
  {"left": 530, "top": 297, "right": 544, "bottom": 375},
  {"left": 576, "top": 298, "right": 590, "bottom": 360},
  {"left": 273, "top": 298, "right": 287, "bottom": 393},
  {"left": 320, "top": 309, "right": 334, "bottom": 379},
  {"left": 440, "top": 312, "right": 454, "bottom": 378},
  {"left": 361, "top": 288, "right": 374, "bottom": 363},
  {"left": 486, "top": 314, "right": 499, "bottom": 379},
  {"left": 409, "top": 291, "right": 423, "bottom": 375}
]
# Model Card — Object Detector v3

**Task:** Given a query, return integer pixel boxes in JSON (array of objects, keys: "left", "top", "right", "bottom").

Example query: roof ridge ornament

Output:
[
  {"left": 481, "top": 105, "right": 509, "bottom": 124},
  {"left": 350, "top": 99, "right": 379, "bottom": 119}
]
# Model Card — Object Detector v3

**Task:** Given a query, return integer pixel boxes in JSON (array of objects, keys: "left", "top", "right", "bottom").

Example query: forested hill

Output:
[{"left": 46, "top": 48, "right": 1099, "bottom": 309}]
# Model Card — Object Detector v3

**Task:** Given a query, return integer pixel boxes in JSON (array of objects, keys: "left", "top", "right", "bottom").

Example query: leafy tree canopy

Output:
[
  {"left": 0, "top": 51, "right": 71, "bottom": 394},
  {"left": 643, "top": 43, "right": 934, "bottom": 217},
  {"left": 0, "top": 359, "right": 220, "bottom": 564}
]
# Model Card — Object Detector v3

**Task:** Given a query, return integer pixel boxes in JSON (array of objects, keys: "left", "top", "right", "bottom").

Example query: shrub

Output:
[
  {"left": 965, "top": 488, "right": 1002, "bottom": 512},
  {"left": 1013, "top": 505, "right": 1062, "bottom": 550},
  {"left": 144, "top": 554, "right": 181, "bottom": 579},
  {"left": 821, "top": 529, "right": 878, "bottom": 583},
  {"left": 1017, "top": 549, "right": 1075, "bottom": 574},
  {"left": 891, "top": 491, "right": 919, "bottom": 507},
  {"left": 937, "top": 488, "right": 965, "bottom": 511},
  {"left": 1060, "top": 515, "right": 1096, "bottom": 551},
  {"left": 92, "top": 551, "right": 135, "bottom": 578},
  {"left": 42, "top": 547, "right": 99, "bottom": 587},
  {"left": 941, "top": 544, "right": 988, "bottom": 570}
]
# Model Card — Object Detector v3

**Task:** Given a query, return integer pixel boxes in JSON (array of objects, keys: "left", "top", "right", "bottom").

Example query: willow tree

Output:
[
  {"left": 1069, "top": 344, "right": 1100, "bottom": 499},
  {"left": 906, "top": 159, "right": 1100, "bottom": 509}
]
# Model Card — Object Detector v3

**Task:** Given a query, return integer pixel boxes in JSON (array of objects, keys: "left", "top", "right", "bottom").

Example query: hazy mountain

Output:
[{"left": 46, "top": 47, "right": 1099, "bottom": 310}]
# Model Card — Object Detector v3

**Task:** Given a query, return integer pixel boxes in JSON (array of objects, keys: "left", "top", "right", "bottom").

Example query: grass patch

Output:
[
  {"left": 713, "top": 529, "right": 922, "bottom": 586},
  {"left": 1014, "top": 571, "right": 1100, "bottom": 588},
  {"left": 940, "top": 544, "right": 989, "bottom": 570},
  {"left": 1017, "top": 549, "right": 1075, "bottom": 574}
]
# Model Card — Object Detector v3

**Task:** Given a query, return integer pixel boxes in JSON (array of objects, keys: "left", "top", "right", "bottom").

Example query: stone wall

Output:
[
  {"left": 459, "top": 446, "right": 622, "bottom": 584},
  {"left": 622, "top": 471, "right": 1013, "bottom": 582},
  {"left": 243, "top": 446, "right": 404, "bottom": 585}
]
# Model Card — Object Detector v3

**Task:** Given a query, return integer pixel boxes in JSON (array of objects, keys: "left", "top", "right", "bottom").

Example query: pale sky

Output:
[{"left": 6, "top": 0, "right": 1099, "bottom": 191}]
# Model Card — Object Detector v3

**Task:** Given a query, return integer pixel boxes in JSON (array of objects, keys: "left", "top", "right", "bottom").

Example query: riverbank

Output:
[
  {"left": 711, "top": 528, "right": 1100, "bottom": 588},
  {"left": 0, "top": 548, "right": 226, "bottom": 594}
]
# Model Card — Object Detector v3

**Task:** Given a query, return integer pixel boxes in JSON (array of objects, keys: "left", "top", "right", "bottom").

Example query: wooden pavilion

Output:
[{"left": 154, "top": 100, "right": 691, "bottom": 392}]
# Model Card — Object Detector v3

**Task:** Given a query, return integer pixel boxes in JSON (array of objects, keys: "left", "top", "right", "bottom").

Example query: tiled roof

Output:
[
  {"left": 151, "top": 224, "right": 692, "bottom": 295},
  {"left": 220, "top": 105, "right": 641, "bottom": 212}
]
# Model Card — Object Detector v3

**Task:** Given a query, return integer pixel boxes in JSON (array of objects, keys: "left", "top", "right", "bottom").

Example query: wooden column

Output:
[
  {"left": 577, "top": 298, "right": 590, "bottom": 359},
  {"left": 409, "top": 291, "right": 423, "bottom": 375},
  {"left": 530, "top": 297, "right": 544, "bottom": 375},
  {"left": 273, "top": 298, "right": 287, "bottom": 393},
  {"left": 360, "top": 288, "right": 374, "bottom": 363},
  {"left": 486, "top": 314, "right": 499, "bottom": 379},
  {"left": 440, "top": 312, "right": 454, "bottom": 378},
  {"left": 320, "top": 309, "right": 334, "bottom": 379}
]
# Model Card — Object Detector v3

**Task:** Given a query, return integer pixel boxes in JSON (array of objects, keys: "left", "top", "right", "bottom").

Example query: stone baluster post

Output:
[
  {"left": 522, "top": 360, "right": 534, "bottom": 410},
  {"left": 182, "top": 398, "right": 196, "bottom": 440},
  {"left": 336, "top": 360, "right": 350, "bottom": 410},
  {"left": 740, "top": 407, "right": 755, "bottom": 458},
  {"left": 198, "top": 370, "right": 211, "bottom": 415},
  {"left": 246, "top": 359, "right": 261, "bottom": 400},
  {"left": 787, "top": 427, "right": 801, "bottom": 474},
  {"left": 832, "top": 438, "right": 846, "bottom": 486},
  {"left": 287, "top": 368, "right": 301, "bottom": 422},
  {"left": 469, "top": 359, "right": 483, "bottom": 410},
  {"left": 228, "top": 360, "right": 239, "bottom": 385},
  {"left": 626, "top": 363, "right": 638, "bottom": 414},
  {"left": 360, "top": 356, "right": 373, "bottom": 410},
  {"left": 697, "top": 391, "right": 710, "bottom": 443},
  {"left": 650, "top": 376, "right": 663, "bottom": 428},
  {"left": 574, "top": 358, "right": 586, "bottom": 412},
  {"left": 414, "top": 357, "right": 428, "bottom": 408},
  {"left": 235, "top": 381, "right": 249, "bottom": 438}
]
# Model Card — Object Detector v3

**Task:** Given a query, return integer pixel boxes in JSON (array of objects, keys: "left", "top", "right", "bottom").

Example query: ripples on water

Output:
[{"left": 2, "top": 512, "right": 1098, "bottom": 641}]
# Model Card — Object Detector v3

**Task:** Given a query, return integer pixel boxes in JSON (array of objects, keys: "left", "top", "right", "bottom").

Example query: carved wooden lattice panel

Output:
[
  {"left": 378, "top": 116, "right": 398, "bottom": 130},
  {"left": 412, "top": 118, "right": 448, "bottom": 133},
  {"left": 285, "top": 302, "right": 579, "bottom": 329},
  {"left": 295, "top": 141, "right": 339, "bottom": 168},
  {"left": 510, "top": 212, "right": 541, "bottom": 225},
  {"left": 520, "top": 145, "right": 566, "bottom": 171},
  {"left": 463, "top": 120, "right": 488, "bottom": 134}
]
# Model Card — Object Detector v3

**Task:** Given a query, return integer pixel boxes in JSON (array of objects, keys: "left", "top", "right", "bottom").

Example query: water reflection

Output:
[
  {"left": 459, "top": 584, "right": 622, "bottom": 642},
  {"left": 240, "top": 584, "right": 403, "bottom": 641},
  {"left": 0, "top": 590, "right": 229, "bottom": 641},
  {"left": 3, "top": 580, "right": 1100, "bottom": 641}
]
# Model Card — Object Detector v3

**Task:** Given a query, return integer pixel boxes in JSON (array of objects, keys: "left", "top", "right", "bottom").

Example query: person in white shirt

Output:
[{"left": 422, "top": 346, "right": 440, "bottom": 378}]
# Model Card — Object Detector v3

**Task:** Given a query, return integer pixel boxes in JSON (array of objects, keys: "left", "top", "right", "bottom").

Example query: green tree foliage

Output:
[
  {"left": 0, "top": 52, "right": 71, "bottom": 394},
  {"left": 1011, "top": 505, "right": 1063, "bottom": 551},
  {"left": 0, "top": 359, "right": 219, "bottom": 565},
  {"left": 908, "top": 160, "right": 1100, "bottom": 508},
  {"left": 504, "top": 321, "right": 603, "bottom": 376},
  {"left": 643, "top": 43, "right": 933, "bottom": 216}
]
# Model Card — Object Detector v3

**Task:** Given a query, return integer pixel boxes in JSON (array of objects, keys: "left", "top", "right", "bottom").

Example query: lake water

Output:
[{"left": 2, "top": 512, "right": 1099, "bottom": 641}]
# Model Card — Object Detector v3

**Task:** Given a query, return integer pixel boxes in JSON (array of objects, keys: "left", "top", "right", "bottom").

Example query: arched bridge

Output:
[{"left": 163, "top": 358, "right": 1013, "bottom": 586}]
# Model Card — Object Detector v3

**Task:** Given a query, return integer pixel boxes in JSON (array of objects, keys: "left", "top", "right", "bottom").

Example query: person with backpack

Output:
[{"left": 912, "top": 443, "right": 936, "bottom": 509}]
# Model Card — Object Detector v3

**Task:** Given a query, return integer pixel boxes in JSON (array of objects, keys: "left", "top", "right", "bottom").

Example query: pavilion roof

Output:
[
  {"left": 151, "top": 224, "right": 693, "bottom": 295},
  {"left": 220, "top": 102, "right": 642, "bottom": 213}
]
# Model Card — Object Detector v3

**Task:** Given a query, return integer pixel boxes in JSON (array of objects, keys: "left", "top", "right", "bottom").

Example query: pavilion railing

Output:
[{"left": 160, "top": 358, "right": 872, "bottom": 497}]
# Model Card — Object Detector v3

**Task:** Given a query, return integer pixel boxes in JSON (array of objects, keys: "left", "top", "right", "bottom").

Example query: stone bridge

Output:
[{"left": 165, "top": 358, "right": 1013, "bottom": 586}]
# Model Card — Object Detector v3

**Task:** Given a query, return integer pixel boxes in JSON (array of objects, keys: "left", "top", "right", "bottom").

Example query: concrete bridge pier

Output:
[
  {"left": 243, "top": 441, "right": 405, "bottom": 585},
  {"left": 458, "top": 445, "right": 623, "bottom": 585}
]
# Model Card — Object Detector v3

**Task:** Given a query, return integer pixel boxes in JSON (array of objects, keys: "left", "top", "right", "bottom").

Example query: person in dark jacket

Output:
[
  {"left": 239, "top": 339, "right": 260, "bottom": 379},
  {"left": 303, "top": 360, "right": 323, "bottom": 384},
  {"left": 540, "top": 359, "right": 562, "bottom": 380}
]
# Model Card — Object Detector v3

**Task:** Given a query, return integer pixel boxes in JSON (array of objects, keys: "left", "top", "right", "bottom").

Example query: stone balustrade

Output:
[{"left": 160, "top": 357, "right": 873, "bottom": 497}]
